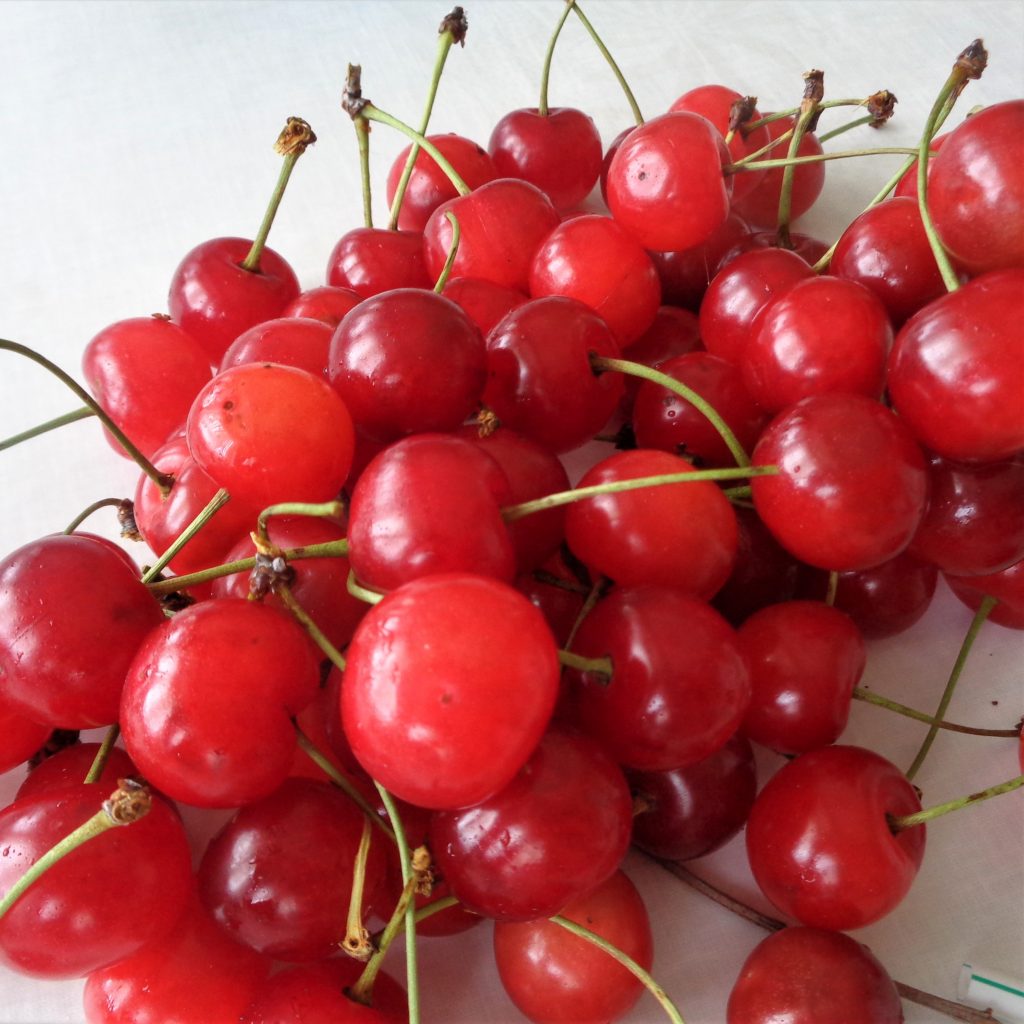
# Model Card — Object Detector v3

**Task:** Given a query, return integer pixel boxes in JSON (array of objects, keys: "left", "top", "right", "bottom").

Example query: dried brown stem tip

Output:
[
  {"left": 342, "top": 63, "right": 369, "bottom": 119},
  {"left": 956, "top": 39, "right": 988, "bottom": 80},
  {"left": 802, "top": 69, "right": 825, "bottom": 105},
  {"left": 728, "top": 95, "right": 759, "bottom": 134},
  {"left": 249, "top": 550, "right": 295, "bottom": 600},
  {"left": 440, "top": 6, "right": 468, "bottom": 45},
  {"left": 103, "top": 778, "right": 152, "bottom": 826},
  {"left": 274, "top": 117, "right": 317, "bottom": 157},
  {"left": 117, "top": 498, "right": 141, "bottom": 541},
  {"left": 867, "top": 90, "right": 898, "bottom": 126}
]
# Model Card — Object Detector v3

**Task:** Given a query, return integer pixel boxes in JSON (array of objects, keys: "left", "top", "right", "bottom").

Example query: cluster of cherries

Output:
[{"left": 0, "top": 5, "right": 1022, "bottom": 1023}]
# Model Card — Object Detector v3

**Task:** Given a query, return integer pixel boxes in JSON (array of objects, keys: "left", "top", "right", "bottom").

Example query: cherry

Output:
[
  {"left": 327, "top": 288, "right": 486, "bottom": 441},
  {"left": 488, "top": 107, "right": 603, "bottom": 210},
  {"left": 529, "top": 214, "right": 661, "bottom": 348},
  {"left": 946, "top": 556, "right": 1024, "bottom": 630},
  {"left": 441, "top": 276, "right": 528, "bottom": 337},
  {"left": 628, "top": 732, "right": 758, "bottom": 861},
  {"left": 168, "top": 237, "right": 300, "bottom": 363},
  {"left": 617, "top": 305, "right": 703, "bottom": 417},
  {"left": 493, "top": 870, "right": 653, "bottom": 1024},
  {"left": 430, "top": 729, "right": 633, "bottom": 921},
  {"left": 0, "top": 704, "right": 51, "bottom": 778},
  {"left": 0, "top": 534, "right": 164, "bottom": 729},
  {"left": 16, "top": 741, "right": 137, "bottom": 802},
  {"left": 605, "top": 111, "right": 733, "bottom": 252},
  {"left": 737, "top": 600, "right": 866, "bottom": 755},
  {"left": 727, "top": 926, "right": 903, "bottom": 1024},
  {"left": 928, "top": 100, "right": 1024, "bottom": 274},
  {"left": 326, "top": 227, "right": 431, "bottom": 298},
  {"left": 386, "top": 132, "right": 498, "bottom": 231},
  {"left": 220, "top": 316, "right": 334, "bottom": 379},
  {"left": 745, "top": 744, "right": 925, "bottom": 930},
  {"left": 82, "top": 316, "right": 213, "bottom": 459},
  {"left": 341, "top": 572, "right": 560, "bottom": 809},
  {"left": 892, "top": 131, "right": 948, "bottom": 201},
  {"left": 120, "top": 598, "right": 321, "bottom": 807},
  {"left": 723, "top": 228, "right": 830, "bottom": 267},
  {"left": 565, "top": 585, "right": 751, "bottom": 770},
  {"left": 0, "top": 782, "right": 193, "bottom": 978},
  {"left": 186, "top": 361, "right": 356, "bottom": 509},
  {"left": 282, "top": 284, "right": 363, "bottom": 327},
  {"left": 887, "top": 269, "right": 1024, "bottom": 463},
  {"left": 751, "top": 393, "right": 928, "bottom": 571},
  {"left": 515, "top": 550, "right": 588, "bottom": 647}
]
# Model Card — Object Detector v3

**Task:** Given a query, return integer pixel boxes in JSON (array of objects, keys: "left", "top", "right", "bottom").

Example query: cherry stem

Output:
[
  {"left": 255, "top": 499, "right": 346, "bottom": 549},
  {"left": 816, "top": 112, "right": 874, "bottom": 143},
  {"left": 347, "top": 569, "right": 385, "bottom": 605},
  {"left": 891, "top": 773, "right": 1024, "bottom": 832},
  {"left": 139, "top": 488, "right": 231, "bottom": 585},
  {"left": 557, "top": 648, "right": 612, "bottom": 678},
  {"left": 722, "top": 484, "right": 752, "bottom": 501},
  {"left": 915, "top": 42, "right": 987, "bottom": 294},
  {"left": 824, "top": 571, "right": 839, "bottom": 606},
  {"left": 0, "top": 779, "right": 151, "bottom": 922},
  {"left": 83, "top": 725, "right": 121, "bottom": 784},
  {"left": 0, "top": 339, "right": 173, "bottom": 496},
  {"left": 293, "top": 724, "right": 397, "bottom": 845},
  {"left": 853, "top": 687, "right": 1020, "bottom": 738},
  {"left": 387, "top": 7, "right": 467, "bottom": 230},
  {"left": 653, "top": 859, "right": 1006, "bottom": 1024},
  {"left": 549, "top": 914, "right": 685, "bottom": 1023},
  {"left": 503, "top": 466, "right": 777, "bottom": 522},
  {"left": 569, "top": 1, "right": 644, "bottom": 125},
  {"left": 743, "top": 97, "right": 889, "bottom": 133},
  {"left": 241, "top": 117, "right": 316, "bottom": 273},
  {"left": 372, "top": 781, "right": 420, "bottom": 1024},
  {"left": 906, "top": 595, "right": 997, "bottom": 781},
  {"left": 64, "top": 497, "right": 124, "bottom": 535},
  {"left": 564, "top": 577, "right": 605, "bottom": 650},
  {"left": 432, "top": 211, "right": 462, "bottom": 293},
  {"left": 0, "top": 405, "right": 93, "bottom": 452},
  {"left": 539, "top": 0, "right": 575, "bottom": 116},
  {"left": 276, "top": 583, "right": 347, "bottom": 672},
  {"left": 592, "top": 355, "right": 751, "bottom": 467},
  {"left": 725, "top": 147, "right": 923, "bottom": 174},
  {"left": 342, "top": 817, "right": 375, "bottom": 962},
  {"left": 352, "top": 874, "right": 417, "bottom": 1004},
  {"left": 776, "top": 70, "right": 824, "bottom": 248},
  {"left": 369, "top": 896, "right": 464, "bottom": 947}
]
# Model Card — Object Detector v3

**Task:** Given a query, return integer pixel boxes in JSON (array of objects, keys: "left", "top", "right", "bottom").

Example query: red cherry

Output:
[
  {"left": 488, "top": 107, "right": 603, "bottom": 210},
  {"left": 282, "top": 284, "right": 363, "bottom": 327},
  {"left": 0, "top": 703, "right": 50, "bottom": 777},
  {"left": 618, "top": 305, "right": 703, "bottom": 417},
  {"left": 441, "top": 276, "right": 528, "bottom": 336},
  {"left": 168, "top": 236, "right": 299, "bottom": 363},
  {"left": 326, "top": 227, "right": 431, "bottom": 297},
  {"left": 16, "top": 741, "right": 137, "bottom": 802},
  {"left": 745, "top": 745, "right": 925, "bottom": 930},
  {"left": 219, "top": 316, "right": 334, "bottom": 379},
  {"left": 946, "top": 556, "right": 1024, "bottom": 630},
  {"left": 722, "top": 228, "right": 830, "bottom": 268},
  {"left": 893, "top": 131, "right": 948, "bottom": 201},
  {"left": 606, "top": 111, "right": 733, "bottom": 252},
  {"left": 341, "top": 572, "right": 560, "bottom": 809}
]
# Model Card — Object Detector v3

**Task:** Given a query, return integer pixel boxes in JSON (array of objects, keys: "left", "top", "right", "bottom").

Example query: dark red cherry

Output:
[
  {"left": 220, "top": 316, "right": 334, "bottom": 379},
  {"left": 722, "top": 229, "right": 830, "bottom": 268},
  {"left": 326, "top": 227, "right": 431, "bottom": 297},
  {"left": 946, "top": 556, "right": 1024, "bottom": 630},
  {"left": 282, "top": 284, "right": 362, "bottom": 327},
  {"left": 618, "top": 305, "right": 703, "bottom": 417},
  {"left": 441, "top": 276, "right": 528, "bottom": 336}
]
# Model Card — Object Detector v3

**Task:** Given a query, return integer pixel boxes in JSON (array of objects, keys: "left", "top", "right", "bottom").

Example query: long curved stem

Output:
[
  {"left": 777, "top": 71, "right": 823, "bottom": 248},
  {"left": 539, "top": 1, "right": 575, "bottom": 116},
  {"left": 891, "top": 773, "right": 1024, "bottom": 832},
  {"left": 140, "top": 488, "right": 231, "bottom": 584},
  {"left": 64, "top": 497, "right": 124, "bottom": 535},
  {"left": 569, "top": 2, "right": 643, "bottom": 125},
  {"left": 0, "top": 406, "right": 93, "bottom": 452},
  {"left": 853, "top": 687, "right": 1019, "bottom": 738}
]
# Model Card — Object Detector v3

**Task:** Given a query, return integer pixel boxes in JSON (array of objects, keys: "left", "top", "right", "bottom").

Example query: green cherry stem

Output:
[
  {"left": 341, "top": 817, "right": 375, "bottom": 961},
  {"left": 241, "top": 117, "right": 316, "bottom": 273},
  {"left": 140, "top": 488, "right": 231, "bottom": 585},
  {"left": 276, "top": 584, "right": 347, "bottom": 672},
  {"left": 891, "top": 774, "right": 1024, "bottom": 832},
  {"left": 83, "top": 724, "right": 121, "bottom": 784},
  {"left": 853, "top": 687, "right": 1020, "bottom": 738},
  {"left": 743, "top": 96, "right": 891, "bottom": 133},
  {"left": 347, "top": 569, "right": 385, "bottom": 606},
  {"left": 906, "top": 595, "right": 998, "bottom": 781},
  {"left": 503, "top": 466, "right": 777, "bottom": 522},
  {"left": 563, "top": 577, "right": 605, "bottom": 651},
  {"left": 352, "top": 874, "right": 417, "bottom": 1003},
  {"left": 539, "top": 1, "right": 575, "bottom": 116},
  {"left": 0, "top": 779, "right": 151, "bottom": 922},
  {"left": 64, "top": 497, "right": 125, "bottom": 536},
  {"left": 549, "top": 914, "right": 685, "bottom": 1024},
  {"left": 387, "top": 7, "right": 468, "bottom": 230},
  {"left": 776, "top": 70, "right": 824, "bottom": 248},
  {"left": 824, "top": 571, "right": 839, "bottom": 607},
  {"left": 255, "top": 500, "right": 346, "bottom": 548},
  {"left": 0, "top": 339, "right": 173, "bottom": 496},
  {"left": 344, "top": 65, "right": 374, "bottom": 229},
  {"left": 725, "top": 147, "right": 924, "bottom": 174},
  {"left": 557, "top": 649, "right": 613, "bottom": 678},
  {"left": 432, "top": 211, "right": 462, "bottom": 293},
  {"left": 371, "top": 895, "right": 464, "bottom": 947},
  {"left": 0, "top": 405, "right": 93, "bottom": 452},
  {"left": 816, "top": 113, "right": 873, "bottom": 143},
  {"left": 592, "top": 355, "right": 751, "bottom": 467},
  {"left": 569, "top": 2, "right": 644, "bottom": 125}
]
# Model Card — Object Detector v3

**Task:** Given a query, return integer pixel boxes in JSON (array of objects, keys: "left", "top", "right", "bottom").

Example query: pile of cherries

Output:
[{"left": 0, "top": 5, "right": 1022, "bottom": 1023}]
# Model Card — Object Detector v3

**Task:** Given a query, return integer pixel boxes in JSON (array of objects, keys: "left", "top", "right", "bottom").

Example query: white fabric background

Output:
[{"left": 0, "top": 1, "right": 1022, "bottom": 1021}]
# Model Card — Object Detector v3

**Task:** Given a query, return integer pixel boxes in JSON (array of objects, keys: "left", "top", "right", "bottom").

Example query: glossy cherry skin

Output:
[
  {"left": 484, "top": 296, "right": 624, "bottom": 453},
  {"left": 529, "top": 214, "right": 661, "bottom": 347},
  {"left": 751, "top": 393, "right": 928, "bottom": 571},
  {"left": 386, "top": 132, "right": 498, "bottom": 231},
  {"left": 220, "top": 316, "right": 334, "bottom": 379},
  {"left": 430, "top": 729, "right": 633, "bottom": 921},
  {"left": 82, "top": 316, "right": 213, "bottom": 459},
  {"left": 909, "top": 453, "right": 1024, "bottom": 576},
  {"left": 327, "top": 288, "right": 486, "bottom": 441},
  {"left": 743, "top": 275, "right": 892, "bottom": 413},
  {"left": 727, "top": 926, "right": 903, "bottom": 1024},
  {"left": 326, "top": 227, "right": 431, "bottom": 297},
  {"left": 565, "top": 585, "right": 751, "bottom": 770},
  {"left": 0, "top": 782, "right": 193, "bottom": 978},
  {"left": 341, "top": 572, "right": 560, "bottom": 810},
  {"left": 745, "top": 744, "right": 925, "bottom": 930},
  {"left": 929, "top": 100, "right": 1024, "bottom": 274},
  {"left": 699, "top": 247, "right": 814, "bottom": 366},
  {"left": 282, "top": 284, "right": 363, "bottom": 326},
  {"left": 0, "top": 703, "right": 50, "bottom": 776},
  {"left": 606, "top": 111, "right": 733, "bottom": 252},
  {"left": 347, "top": 433, "right": 515, "bottom": 592},
  {"left": 946, "top": 556, "right": 1024, "bottom": 630},
  {"left": 893, "top": 131, "right": 948, "bottom": 201},
  {"left": 168, "top": 236, "right": 300, "bottom": 363},
  {"left": 618, "top": 305, "right": 703, "bottom": 417},
  {"left": 186, "top": 361, "right": 356, "bottom": 509},
  {"left": 83, "top": 896, "right": 271, "bottom": 1024},
  {"left": 831, "top": 196, "right": 948, "bottom": 326},
  {"left": 120, "top": 598, "right": 320, "bottom": 807},
  {"left": 737, "top": 600, "right": 866, "bottom": 755},
  {"left": 565, "top": 449, "right": 738, "bottom": 598},
  {"left": 628, "top": 732, "right": 757, "bottom": 861},
  {"left": 0, "top": 534, "right": 163, "bottom": 729},
  {"left": 441, "top": 276, "right": 528, "bottom": 336},
  {"left": 632, "top": 351, "right": 767, "bottom": 467},
  {"left": 488, "top": 107, "right": 603, "bottom": 211},
  {"left": 493, "top": 870, "right": 653, "bottom": 1024},
  {"left": 422, "top": 178, "right": 560, "bottom": 292},
  {"left": 198, "top": 778, "right": 387, "bottom": 961},
  {"left": 16, "top": 742, "right": 137, "bottom": 802},
  {"left": 887, "top": 269, "right": 1024, "bottom": 463}
]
